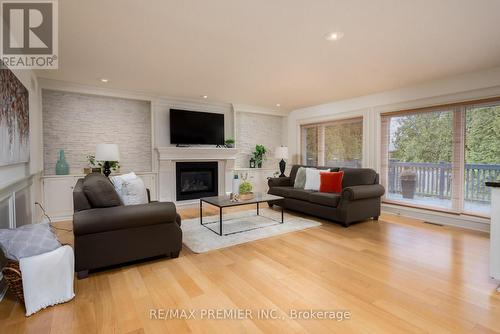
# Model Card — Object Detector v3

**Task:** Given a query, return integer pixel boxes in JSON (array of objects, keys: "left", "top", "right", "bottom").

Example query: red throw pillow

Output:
[{"left": 319, "top": 171, "right": 344, "bottom": 193}]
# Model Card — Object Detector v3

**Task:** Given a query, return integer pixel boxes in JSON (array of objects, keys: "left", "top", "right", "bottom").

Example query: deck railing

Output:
[{"left": 388, "top": 160, "right": 500, "bottom": 202}]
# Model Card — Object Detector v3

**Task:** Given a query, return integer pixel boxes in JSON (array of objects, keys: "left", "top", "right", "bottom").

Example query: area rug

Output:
[{"left": 181, "top": 208, "right": 322, "bottom": 253}]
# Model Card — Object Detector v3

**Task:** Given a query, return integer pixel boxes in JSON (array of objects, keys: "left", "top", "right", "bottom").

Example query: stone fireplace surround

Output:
[{"left": 156, "top": 147, "right": 238, "bottom": 204}]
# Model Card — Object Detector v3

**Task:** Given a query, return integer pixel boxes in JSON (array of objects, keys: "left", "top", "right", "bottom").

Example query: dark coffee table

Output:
[{"left": 200, "top": 193, "right": 284, "bottom": 236}]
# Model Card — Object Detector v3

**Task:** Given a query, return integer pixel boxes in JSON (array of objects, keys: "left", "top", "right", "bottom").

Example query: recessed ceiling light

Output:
[
  {"left": 324, "top": 32, "right": 344, "bottom": 41},
  {"left": 100, "top": 78, "right": 109, "bottom": 83},
  {"left": 201, "top": 95, "right": 208, "bottom": 99},
  {"left": 276, "top": 103, "right": 281, "bottom": 107}
]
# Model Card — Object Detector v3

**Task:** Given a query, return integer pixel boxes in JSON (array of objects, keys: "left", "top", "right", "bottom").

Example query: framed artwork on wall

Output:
[{"left": 0, "top": 66, "right": 29, "bottom": 166}]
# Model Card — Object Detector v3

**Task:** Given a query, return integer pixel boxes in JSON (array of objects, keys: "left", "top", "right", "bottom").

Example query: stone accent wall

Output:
[
  {"left": 234, "top": 112, "right": 284, "bottom": 169},
  {"left": 42, "top": 90, "right": 151, "bottom": 175}
]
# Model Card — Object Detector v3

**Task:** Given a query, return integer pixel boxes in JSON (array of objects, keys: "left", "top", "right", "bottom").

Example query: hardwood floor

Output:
[{"left": 1, "top": 205, "right": 499, "bottom": 334}]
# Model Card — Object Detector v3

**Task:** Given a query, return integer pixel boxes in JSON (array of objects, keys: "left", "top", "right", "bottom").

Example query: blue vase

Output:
[{"left": 55, "top": 149, "right": 69, "bottom": 175}]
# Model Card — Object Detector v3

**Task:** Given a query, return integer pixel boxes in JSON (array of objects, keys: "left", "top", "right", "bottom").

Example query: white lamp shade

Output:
[
  {"left": 95, "top": 144, "right": 120, "bottom": 161},
  {"left": 274, "top": 146, "right": 288, "bottom": 159}
]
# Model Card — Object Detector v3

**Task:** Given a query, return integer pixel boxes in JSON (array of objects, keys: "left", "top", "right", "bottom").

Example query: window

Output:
[
  {"left": 464, "top": 103, "right": 500, "bottom": 215},
  {"left": 301, "top": 117, "right": 363, "bottom": 167},
  {"left": 381, "top": 99, "right": 500, "bottom": 217},
  {"left": 301, "top": 126, "right": 318, "bottom": 166}
]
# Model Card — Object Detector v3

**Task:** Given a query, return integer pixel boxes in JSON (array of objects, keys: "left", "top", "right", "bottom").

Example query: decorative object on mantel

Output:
[
  {"left": 252, "top": 144, "right": 267, "bottom": 168},
  {"left": 274, "top": 146, "right": 288, "bottom": 177},
  {"left": 55, "top": 149, "right": 70, "bottom": 175},
  {"left": 94, "top": 144, "right": 120, "bottom": 177},
  {"left": 249, "top": 157, "right": 256, "bottom": 168},
  {"left": 225, "top": 138, "right": 235, "bottom": 148}
]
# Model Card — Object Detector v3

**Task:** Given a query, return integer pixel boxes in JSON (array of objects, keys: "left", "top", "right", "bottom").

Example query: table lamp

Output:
[
  {"left": 95, "top": 144, "right": 120, "bottom": 177},
  {"left": 274, "top": 146, "right": 288, "bottom": 177}
]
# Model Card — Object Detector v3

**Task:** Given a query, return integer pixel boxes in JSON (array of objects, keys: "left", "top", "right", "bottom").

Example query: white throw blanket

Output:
[{"left": 19, "top": 245, "right": 75, "bottom": 316}]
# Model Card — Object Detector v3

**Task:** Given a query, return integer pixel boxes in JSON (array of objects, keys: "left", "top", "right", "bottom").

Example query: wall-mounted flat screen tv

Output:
[{"left": 170, "top": 109, "right": 225, "bottom": 145}]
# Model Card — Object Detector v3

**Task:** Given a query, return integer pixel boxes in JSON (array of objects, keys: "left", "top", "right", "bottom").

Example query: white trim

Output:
[
  {"left": 382, "top": 203, "right": 490, "bottom": 232},
  {"left": 233, "top": 103, "right": 287, "bottom": 116},
  {"left": 157, "top": 96, "right": 232, "bottom": 110},
  {"left": 156, "top": 147, "right": 238, "bottom": 161},
  {"left": 38, "top": 78, "right": 155, "bottom": 102}
]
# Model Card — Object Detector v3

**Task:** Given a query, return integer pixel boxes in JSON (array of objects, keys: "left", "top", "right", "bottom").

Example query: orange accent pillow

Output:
[{"left": 319, "top": 171, "right": 344, "bottom": 193}]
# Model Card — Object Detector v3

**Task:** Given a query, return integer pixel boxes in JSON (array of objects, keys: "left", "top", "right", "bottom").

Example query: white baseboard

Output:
[{"left": 382, "top": 203, "right": 490, "bottom": 233}]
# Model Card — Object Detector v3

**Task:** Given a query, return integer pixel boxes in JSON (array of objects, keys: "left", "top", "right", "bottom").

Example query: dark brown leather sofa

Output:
[
  {"left": 73, "top": 173, "right": 182, "bottom": 279},
  {"left": 268, "top": 165, "right": 385, "bottom": 227}
]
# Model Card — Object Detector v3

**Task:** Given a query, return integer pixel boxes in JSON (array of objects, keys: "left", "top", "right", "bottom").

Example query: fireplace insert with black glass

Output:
[{"left": 176, "top": 162, "right": 218, "bottom": 201}]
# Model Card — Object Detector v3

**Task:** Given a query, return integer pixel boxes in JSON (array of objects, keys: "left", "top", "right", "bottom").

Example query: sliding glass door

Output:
[
  {"left": 463, "top": 103, "right": 500, "bottom": 215},
  {"left": 381, "top": 98, "right": 500, "bottom": 217},
  {"left": 301, "top": 117, "right": 363, "bottom": 167},
  {"left": 383, "top": 110, "right": 453, "bottom": 209}
]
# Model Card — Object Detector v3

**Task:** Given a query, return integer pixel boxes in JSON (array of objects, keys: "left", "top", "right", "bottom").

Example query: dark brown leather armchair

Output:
[{"left": 73, "top": 174, "right": 182, "bottom": 279}]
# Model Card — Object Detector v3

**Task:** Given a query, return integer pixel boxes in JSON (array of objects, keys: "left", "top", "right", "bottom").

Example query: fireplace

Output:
[{"left": 176, "top": 162, "right": 218, "bottom": 201}]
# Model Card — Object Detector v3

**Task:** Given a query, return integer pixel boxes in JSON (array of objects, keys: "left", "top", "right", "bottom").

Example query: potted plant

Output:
[
  {"left": 239, "top": 180, "right": 254, "bottom": 200},
  {"left": 86, "top": 154, "right": 120, "bottom": 174},
  {"left": 225, "top": 138, "right": 235, "bottom": 148},
  {"left": 252, "top": 144, "right": 267, "bottom": 168},
  {"left": 400, "top": 169, "right": 417, "bottom": 199}
]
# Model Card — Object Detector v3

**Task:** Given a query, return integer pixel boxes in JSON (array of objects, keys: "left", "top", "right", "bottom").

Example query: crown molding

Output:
[
  {"left": 153, "top": 96, "right": 232, "bottom": 110},
  {"left": 232, "top": 103, "right": 287, "bottom": 116},
  {"left": 37, "top": 78, "right": 156, "bottom": 101},
  {"left": 37, "top": 78, "right": 289, "bottom": 116}
]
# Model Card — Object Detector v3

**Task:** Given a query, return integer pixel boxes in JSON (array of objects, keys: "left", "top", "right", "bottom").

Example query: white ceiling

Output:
[{"left": 36, "top": 0, "right": 500, "bottom": 110}]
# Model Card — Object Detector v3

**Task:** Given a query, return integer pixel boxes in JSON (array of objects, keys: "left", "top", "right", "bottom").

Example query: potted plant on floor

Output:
[
  {"left": 400, "top": 169, "right": 417, "bottom": 199},
  {"left": 252, "top": 144, "right": 267, "bottom": 168}
]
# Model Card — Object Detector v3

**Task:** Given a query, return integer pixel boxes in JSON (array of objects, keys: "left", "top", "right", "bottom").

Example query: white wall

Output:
[
  {"left": 287, "top": 66, "right": 500, "bottom": 231},
  {"left": 0, "top": 67, "right": 43, "bottom": 224}
]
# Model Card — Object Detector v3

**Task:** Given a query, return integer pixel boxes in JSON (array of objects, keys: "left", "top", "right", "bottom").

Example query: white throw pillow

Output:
[
  {"left": 304, "top": 168, "right": 330, "bottom": 191},
  {"left": 110, "top": 172, "right": 148, "bottom": 206}
]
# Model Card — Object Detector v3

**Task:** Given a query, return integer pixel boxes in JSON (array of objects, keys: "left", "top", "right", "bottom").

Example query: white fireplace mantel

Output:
[
  {"left": 156, "top": 147, "right": 238, "bottom": 161},
  {"left": 155, "top": 147, "right": 239, "bottom": 203}
]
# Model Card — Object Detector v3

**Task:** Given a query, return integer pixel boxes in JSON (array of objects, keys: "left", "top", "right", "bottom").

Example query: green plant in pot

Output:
[
  {"left": 238, "top": 180, "right": 254, "bottom": 200},
  {"left": 87, "top": 154, "right": 120, "bottom": 174},
  {"left": 252, "top": 144, "right": 267, "bottom": 168},
  {"left": 400, "top": 169, "right": 417, "bottom": 199},
  {"left": 225, "top": 138, "right": 235, "bottom": 148},
  {"left": 239, "top": 181, "right": 252, "bottom": 194}
]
